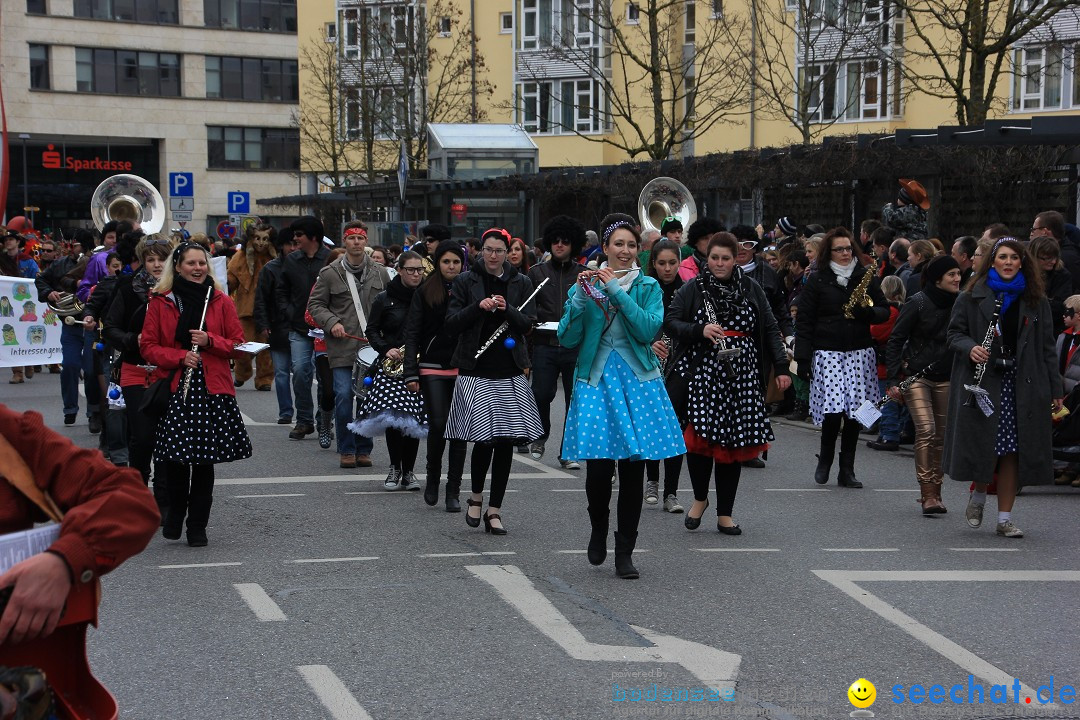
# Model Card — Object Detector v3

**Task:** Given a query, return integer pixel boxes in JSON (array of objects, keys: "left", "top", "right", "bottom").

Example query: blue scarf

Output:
[{"left": 986, "top": 268, "right": 1026, "bottom": 316}]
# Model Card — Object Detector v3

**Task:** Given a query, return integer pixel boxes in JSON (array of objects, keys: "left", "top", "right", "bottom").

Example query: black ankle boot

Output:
[
  {"left": 613, "top": 531, "right": 639, "bottom": 579},
  {"left": 837, "top": 452, "right": 863, "bottom": 488},
  {"left": 162, "top": 508, "right": 184, "bottom": 540},
  {"left": 186, "top": 494, "right": 214, "bottom": 544},
  {"left": 423, "top": 476, "right": 439, "bottom": 506},
  {"left": 444, "top": 479, "right": 461, "bottom": 513},
  {"left": 814, "top": 453, "right": 833, "bottom": 485}
]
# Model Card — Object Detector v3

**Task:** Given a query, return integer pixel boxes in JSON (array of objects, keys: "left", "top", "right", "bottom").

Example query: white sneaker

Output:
[
  {"left": 530, "top": 442, "right": 545, "bottom": 460},
  {"left": 384, "top": 468, "right": 402, "bottom": 490},
  {"left": 663, "top": 494, "right": 684, "bottom": 513},
  {"left": 644, "top": 480, "right": 659, "bottom": 505},
  {"left": 996, "top": 520, "right": 1024, "bottom": 538},
  {"left": 965, "top": 496, "right": 984, "bottom": 528},
  {"left": 559, "top": 458, "right": 580, "bottom": 470},
  {"left": 401, "top": 471, "right": 421, "bottom": 491}
]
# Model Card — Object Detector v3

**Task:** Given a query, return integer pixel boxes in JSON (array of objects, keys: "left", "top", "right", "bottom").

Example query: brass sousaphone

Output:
[
  {"left": 637, "top": 176, "right": 697, "bottom": 237},
  {"left": 90, "top": 173, "right": 165, "bottom": 235}
]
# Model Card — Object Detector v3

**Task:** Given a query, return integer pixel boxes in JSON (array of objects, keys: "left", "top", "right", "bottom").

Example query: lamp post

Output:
[{"left": 18, "top": 134, "right": 30, "bottom": 225}]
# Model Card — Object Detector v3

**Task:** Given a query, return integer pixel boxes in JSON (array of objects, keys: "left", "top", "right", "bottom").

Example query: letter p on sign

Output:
[
  {"left": 228, "top": 191, "right": 250, "bottom": 214},
  {"left": 169, "top": 172, "right": 193, "bottom": 197}
]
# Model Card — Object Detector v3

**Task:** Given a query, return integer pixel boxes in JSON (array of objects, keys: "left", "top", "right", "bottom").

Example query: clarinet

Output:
[
  {"left": 963, "top": 296, "right": 1003, "bottom": 415},
  {"left": 474, "top": 278, "right": 549, "bottom": 360},
  {"left": 875, "top": 365, "right": 934, "bottom": 409},
  {"left": 181, "top": 285, "right": 214, "bottom": 402}
]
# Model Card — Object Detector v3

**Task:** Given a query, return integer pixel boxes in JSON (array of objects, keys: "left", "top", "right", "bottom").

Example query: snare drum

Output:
[{"left": 351, "top": 344, "right": 380, "bottom": 398}]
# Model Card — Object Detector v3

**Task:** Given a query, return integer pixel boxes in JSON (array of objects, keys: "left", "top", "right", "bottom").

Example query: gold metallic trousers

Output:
[{"left": 903, "top": 378, "right": 950, "bottom": 485}]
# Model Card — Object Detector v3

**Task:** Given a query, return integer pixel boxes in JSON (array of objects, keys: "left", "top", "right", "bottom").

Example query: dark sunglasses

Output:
[{"left": 550, "top": 238, "right": 571, "bottom": 246}]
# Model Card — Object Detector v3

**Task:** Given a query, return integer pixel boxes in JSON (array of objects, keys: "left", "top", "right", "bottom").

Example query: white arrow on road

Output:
[{"left": 468, "top": 564, "right": 741, "bottom": 691}]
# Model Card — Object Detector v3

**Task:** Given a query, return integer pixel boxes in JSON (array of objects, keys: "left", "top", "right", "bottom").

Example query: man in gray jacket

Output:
[{"left": 307, "top": 221, "right": 389, "bottom": 468}]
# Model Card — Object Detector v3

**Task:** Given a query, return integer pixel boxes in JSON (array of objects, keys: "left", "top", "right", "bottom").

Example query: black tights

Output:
[
  {"left": 820, "top": 412, "right": 862, "bottom": 455},
  {"left": 644, "top": 455, "right": 683, "bottom": 497},
  {"left": 686, "top": 454, "right": 741, "bottom": 516},
  {"left": 585, "top": 459, "right": 644, "bottom": 536},
  {"left": 163, "top": 462, "right": 215, "bottom": 530},
  {"left": 386, "top": 428, "right": 419, "bottom": 473},
  {"left": 471, "top": 442, "right": 513, "bottom": 507},
  {"left": 315, "top": 355, "right": 334, "bottom": 412}
]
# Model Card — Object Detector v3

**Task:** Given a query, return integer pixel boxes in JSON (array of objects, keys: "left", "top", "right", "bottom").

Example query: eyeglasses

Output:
[
  {"left": 482, "top": 247, "right": 507, "bottom": 255},
  {"left": 1030, "top": 226, "right": 1049, "bottom": 235},
  {"left": 737, "top": 241, "right": 758, "bottom": 250},
  {"left": 1064, "top": 309, "right": 1076, "bottom": 318},
  {"left": 550, "top": 238, "right": 571, "bottom": 246},
  {"left": 400, "top": 266, "right": 424, "bottom": 275},
  {"left": 144, "top": 237, "right": 171, "bottom": 247},
  {"left": 831, "top": 246, "right": 854, "bottom": 254}
]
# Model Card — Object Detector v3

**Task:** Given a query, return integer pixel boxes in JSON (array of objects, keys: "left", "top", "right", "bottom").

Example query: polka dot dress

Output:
[
  {"left": 682, "top": 300, "right": 774, "bottom": 450},
  {"left": 155, "top": 366, "right": 252, "bottom": 464},
  {"left": 809, "top": 348, "right": 878, "bottom": 426},
  {"left": 995, "top": 367, "right": 1018, "bottom": 455},
  {"left": 350, "top": 367, "right": 429, "bottom": 439},
  {"left": 562, "top": 351, "right": 686, "bottom": 462}
]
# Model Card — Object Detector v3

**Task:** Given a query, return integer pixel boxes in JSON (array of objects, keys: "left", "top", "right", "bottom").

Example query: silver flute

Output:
[
  {"left": 474, "top": 278, "right": 549, "bottom": 360},
  {"left": 181, "top": 285, "right": 214, "bottom": 402}
]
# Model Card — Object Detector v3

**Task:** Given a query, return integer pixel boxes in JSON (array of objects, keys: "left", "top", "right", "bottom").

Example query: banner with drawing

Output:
[{"left": 0, "top": 274, "right": 63, "bottom": 367}]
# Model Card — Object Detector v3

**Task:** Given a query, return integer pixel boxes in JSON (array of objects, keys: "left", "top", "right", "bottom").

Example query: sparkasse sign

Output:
[{"left": 42, "top": 144, "right": 133, "bottom": 173}]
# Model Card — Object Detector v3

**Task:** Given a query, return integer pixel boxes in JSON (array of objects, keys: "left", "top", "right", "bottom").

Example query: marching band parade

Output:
[{"left": 1, "top": 172, "right": 1079, "bottom": 718}]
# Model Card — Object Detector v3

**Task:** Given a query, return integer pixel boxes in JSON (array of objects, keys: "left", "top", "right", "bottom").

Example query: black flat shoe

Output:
[
  {"left": 186, "top": 529, "right": 208, "bottom": 547},
  {"left": 483, "top": 512, "right": 507, "bottom": 535},
  {"left": 465, "top": 498, "right": 482, "bottom": 527},
  {"left": 684, "top": 499, "right": 709, "bottom": 530},
  {"left": 423, "top": 481, "right": 439, "bottom": 506},
  {"left": 587, "top": 529, "right": 607, "bottom": 566},
  {"left": 717, "top": 523, "right": 742, "bottom": 535},
  {"left": 445, "top": 495, "right": 461, "bottom": 513},
  {"left": 614, "top": 554, "right": 639, "bottom": 579}
]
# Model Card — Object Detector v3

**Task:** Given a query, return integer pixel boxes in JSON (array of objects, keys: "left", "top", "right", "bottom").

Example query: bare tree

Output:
[
  {"left": 512, "top": 0, "right": 750, "bottom": 161},
  {"left": 895, "top": 0, "right": 1078, "bottom": 125},
  {"left": 754, "top": 0, "right": 898, "bottom": 145}
]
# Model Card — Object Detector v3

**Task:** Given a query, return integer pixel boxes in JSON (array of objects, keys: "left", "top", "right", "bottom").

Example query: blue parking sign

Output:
[
  {"left": 228, "top": 191, "right": 250, "bottom": 214},
  {"left": 169, "top": 172, "right": 193, "bottom": 197}
]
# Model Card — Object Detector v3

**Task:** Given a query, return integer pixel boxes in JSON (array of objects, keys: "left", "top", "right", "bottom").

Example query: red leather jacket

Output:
[
  {"left": 0, "top": 405, "right": 159, "bottom": 588},
  {"left": 140, "top": 290, "right": 245, "bottom": 395}
]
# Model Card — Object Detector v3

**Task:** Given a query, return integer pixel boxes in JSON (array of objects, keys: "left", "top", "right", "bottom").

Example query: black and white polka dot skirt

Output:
[
  {"left": 809, "top": 348, "right": 878, "bottom": 425},
  {"left": 155, "top": 367, "right": 252, "bottom": 464},
  {"left": 995, "top": 367, "right": 1018, "bottom": 455},
  {"left": 349, "top": 368, "right": 429, "bottom": 439}
]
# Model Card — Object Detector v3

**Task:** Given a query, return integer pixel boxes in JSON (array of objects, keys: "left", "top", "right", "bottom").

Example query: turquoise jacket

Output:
[{"left": 557, "top": 273, "right": 663, "bottom": 383}]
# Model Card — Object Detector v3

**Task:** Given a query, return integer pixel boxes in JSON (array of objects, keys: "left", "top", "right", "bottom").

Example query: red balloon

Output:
[{"left": 6, "top": 216, "right": 33, "bottom": 233}]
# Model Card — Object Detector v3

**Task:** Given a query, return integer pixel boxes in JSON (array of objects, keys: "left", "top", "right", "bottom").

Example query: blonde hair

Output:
[
  {"left": 153, "top": 243, "right": 221, "bottom": 294},
  {"left": 880, "top": 274, "right": 907, "bottom": 304},
  {"left": 1066, "top": 295, "right": 1080, "bottom": 313}
]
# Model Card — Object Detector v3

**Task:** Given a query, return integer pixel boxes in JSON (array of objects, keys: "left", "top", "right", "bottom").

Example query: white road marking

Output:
[
  {"left": 297, "top": 665, "right": 374, "bottom": 720},
  {"left": 344, "top": 489, "right": 520, "bottom": 495},
  {"left": 217, "top": 474, "right": 548, "bottom": 485},
  {"left": 512, "top": 454, "right": 573, "bottom": 476},
  {"left": 158, "top": 562, "right": 243, "bottom": 569},
  {"left": 763, "top": 488, "right": 830, "bottom": 492},
  {"left": 233, "top": 583, "right": 286, "bottom": 622},
  {"left": 469, "top": 564, "right": 741, "bottom": 692},
  {"left": 873, "top": 488, "right": 921, "bottom": 492},
  {"left": 419, "top": 557, "right": 516, "bottom": 561},
  {"left": 233, "top": 493, "right": 306, "bottom": 498},
  {"left": 695, "top": 548, "right": 781, "bottom": 553},
  {"left": 556, "top": 549, "right": 649, "bottom": 554},
  {"left": 813, "top": 570, "right": 1080, "bottom": 708},
  {"left": 239, "top": 412, "right": 279, "bottom": 427},
  {"left": 948, "top": 548, "right": 1021, "bottom": 552},
  {"left": 550, "top": 488, "right": 617, "bottom": 492},
  {"left": 290, "top": 556, "right": 380, "bottom": 564},
  {"left": 822, "top": 548, "right": 899, "bottom": 552}
]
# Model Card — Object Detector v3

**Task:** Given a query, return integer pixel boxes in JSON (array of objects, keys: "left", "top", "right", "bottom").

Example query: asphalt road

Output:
[{"left": 5, "top": 373, "right": 1080, "bottom": 720}]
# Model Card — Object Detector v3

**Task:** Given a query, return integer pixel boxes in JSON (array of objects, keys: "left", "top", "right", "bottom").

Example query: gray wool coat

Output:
[
  {"left": 307, "top": 256, "right": 389, "bottom": 369},
  {"left": 941, "top": 282, "right": 1063, "bottom": 485}
]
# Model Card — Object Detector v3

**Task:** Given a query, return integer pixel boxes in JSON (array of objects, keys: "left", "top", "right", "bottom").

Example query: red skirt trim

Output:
[{"left": 683, "top": 425, "right": 769, "bottom": 463}]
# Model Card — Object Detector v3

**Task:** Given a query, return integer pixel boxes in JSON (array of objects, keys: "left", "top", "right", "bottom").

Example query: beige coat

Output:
[{"left": 227, "top": 244, "right": 276, "bottom": 318}]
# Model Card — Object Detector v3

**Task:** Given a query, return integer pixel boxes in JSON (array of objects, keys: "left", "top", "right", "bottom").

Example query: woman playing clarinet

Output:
[
  {"left": 141, "top": 242, "right": 251, "bottom": 546},
  {"left": 559, "top": 214, "right": 685, "bottom": 579},
  {"left": 942, "top": 237, "right": 1062, "bottom": 538},
  {"left": 665, "top": 232, "right": 790, "bottom": 536}
]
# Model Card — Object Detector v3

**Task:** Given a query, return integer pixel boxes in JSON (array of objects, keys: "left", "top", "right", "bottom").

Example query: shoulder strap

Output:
[
  {"left": 344, "top": 269, "right": 368, "bottom": 332},
  {"left": 0, "top": 433, "right": 64, "bottom": 523}
]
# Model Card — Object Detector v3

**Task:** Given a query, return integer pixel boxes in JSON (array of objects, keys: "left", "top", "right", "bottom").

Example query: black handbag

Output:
[{"left": 138, "top": 369, "right": 179, "bottom": 420}]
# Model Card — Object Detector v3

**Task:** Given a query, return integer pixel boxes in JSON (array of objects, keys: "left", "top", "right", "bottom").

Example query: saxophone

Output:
[
  {"left": 842, "top": 265, "right": 875, "bottom": 319},
  {"left": 381, "top": 346, "right": 406, "bottom": 378}
]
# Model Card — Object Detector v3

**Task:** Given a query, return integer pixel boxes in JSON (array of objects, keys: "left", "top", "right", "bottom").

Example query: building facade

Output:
[{"left": 3, "top": 0, "right": 302, "bottom": 234}]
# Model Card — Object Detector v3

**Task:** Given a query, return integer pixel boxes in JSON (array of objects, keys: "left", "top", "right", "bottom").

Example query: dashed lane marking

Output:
[
  {"left": 948, "top": 547, "right": 1021, "bottom": 552},
  {"left": 297, "top": 665, "right": 375, "bottom": 720},
  {"left": 234, "top": 583, "right": 286, "bottom": 621},
  {"left": 233, "top": 493, "right": 305, "bottom": 498},
  {"left": 822, "top": 548, "right": 899, "bottom": 552},
  {"left": 343, "top": 489, "right": 520, "bottom": 495},
  {"left": 159, "top": 562, "right": 243, "bottom": 569},
  {"left": 763, "top": 488, "right": 831, "bottom": 492},
  {"left": 420, "top": 551, "right": 517, "bottom": 558},
  {"left": 290, "top": 557, "right": 380, "bottom": 564},
  {"left": 695, "top": 548, "right": 782, "bottom": 553}
]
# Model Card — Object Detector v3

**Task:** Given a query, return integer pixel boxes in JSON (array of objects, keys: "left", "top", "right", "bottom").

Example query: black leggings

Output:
[
  {"left": 315, "top": 354, "right": 334, "bottom": 412},
  {"left": 686, "top": 453, "right": 741, "bottom": 516},
  {"left": 163, "top": 461, "right": 214, "bottom": 529},
  {"left": 421, "top": 375, "right": 467, "bottom": 484},
  {"left": 471, "top": 442, "right": 513, "bottom": 507},
  {"left": 820, "top": 412, "right": 863, "bottom": 454},
  {"left": 386, "top": 428, "right": 419, "bottom": 473},
  {"left": 585, "top": 459, "right": 645, "bottom": 536},
  {"left": 645, "top": 455, "right": 683, "bottom": 498}
]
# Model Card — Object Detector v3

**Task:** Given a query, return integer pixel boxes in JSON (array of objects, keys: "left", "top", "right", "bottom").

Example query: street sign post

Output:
[
  {"left": 216, "top": 221, "right": 236, "bottom": 240},
  {"left": 169, "top": 173, "right": 193, "bottom": 197},
  {"left": 227, "top": 192, "right": 250, "bottom": 214},
  {"left": 169, "top": 197, "right": 194, "bottom": 212},
  {"left": 171, "top": 211, "right": 193, "bottom": 222}
]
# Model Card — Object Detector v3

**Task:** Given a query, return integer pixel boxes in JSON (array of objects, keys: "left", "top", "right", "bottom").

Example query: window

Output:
[
  {"left": 1012, "top": 46, "right": 1062, "bottom": 110},
  {"left": 206, "top": 56, "right": 298, "bottom": 101},
  {"left": 626, "top": 3, "right": 639, "bottom": 24},
  {"left": 806, "top": 0, "right": 839, "bottom": 28},
  {"left": 204, "top": 0, "right": 297, "bottom": 33},
  {"left": 520, "top": 0, "right": 552, "bottom": 50},
  {"left": 797, "top": 58, "right": 902, "bottom": 123},
  {"left": 438, "top": 16, "right": 451, "bottom": 36},
  {"left": 797, "top": 63, "right": 839, "bottom": 122},
  {"left": 29, "top": 44, "right": 49, "bottom": 90},
  {"left": 710, "top": 0, "right": 723, "bottom": 18},
  {"left": 518, "top": 78, "right": 604, "bottom": 134},
  {"left": 343, "top": 87, "right": 410, "bottom": 140},
  {"left": 684, "top": 75, "right": 696, "bottom": 130},
  {"left": 26, "top": 0, "right": 46, "bottom": 14},
  {"left": 1074, "top": 45, "right": 1080, "bottom": 107},
  {"left": 325, "top": 22, "right": 336, "bottom": 42},
  {"left": 74, "top": 48, "right": 180, "bottom": 96},
  {"left": 684, "top": 0, "right": 695, "bottom": 43},
  {"left": 343, "top": 6, "right": 416, "bottom": 60},
  {"left": 73, "top": 0, "right": 179, "bottom": 23},
  {"left": 500, "top": 12, "right": 513, "bottom": 33},
  {"left": 207, "top": 126, "right": 299, "bottom": 169}
]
